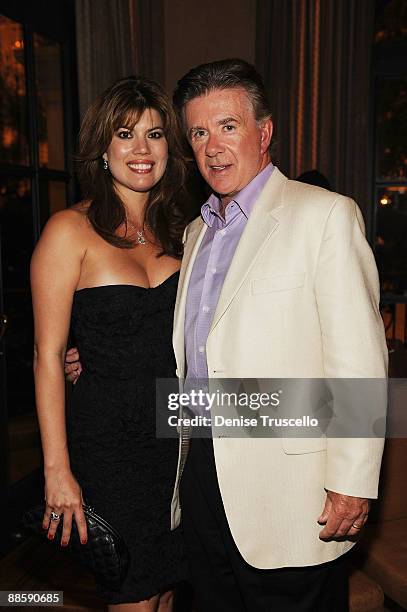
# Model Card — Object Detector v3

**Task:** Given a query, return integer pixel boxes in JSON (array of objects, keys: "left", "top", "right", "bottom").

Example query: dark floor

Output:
[
  {"left": 0, "top": 536, "right": 194, "bottom": 611},
  {"left": 0, "top": 536, "right": 105, "bottom": 611},
  {"left": 1, "top": 537, "right": 404, "bottom": 611}
]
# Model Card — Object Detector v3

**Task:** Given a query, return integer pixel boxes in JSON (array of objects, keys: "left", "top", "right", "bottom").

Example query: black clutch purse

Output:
[{"left": 22, "top": 504, "right": 130, "bottom": 590}]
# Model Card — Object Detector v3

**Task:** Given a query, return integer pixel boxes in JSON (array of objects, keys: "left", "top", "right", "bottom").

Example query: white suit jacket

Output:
[{"left": 171, "top": 167, "right": 388, "bottom": 568}]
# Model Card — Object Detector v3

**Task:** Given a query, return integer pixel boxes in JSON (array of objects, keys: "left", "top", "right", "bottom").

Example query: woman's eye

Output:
[
  {"left": 192, "top": 130, "right": 205, "bottom": 140},
  {"left": 118, "top": 130, "right": 132, "bottom": 139},
  {"left": 149, "top": 131, "right": 164, "bottom": 139}
]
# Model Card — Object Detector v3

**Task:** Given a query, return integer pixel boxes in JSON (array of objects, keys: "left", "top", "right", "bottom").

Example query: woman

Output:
[{"left": 31, "top": 76, "right": 189, "bottom": 611}]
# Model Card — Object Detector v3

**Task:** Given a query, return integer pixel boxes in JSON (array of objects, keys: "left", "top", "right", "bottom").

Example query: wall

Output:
[{"left": 164, "top": 0, "right": 256, "bottom": 93}]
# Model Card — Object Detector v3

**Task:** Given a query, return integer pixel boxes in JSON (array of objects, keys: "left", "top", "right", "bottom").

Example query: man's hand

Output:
[
  {"left": 65, "top": 347, "right": 82, "bottom": 384},
  {"left": 318, "top": 490, "right": 370, "bottom": 539}
]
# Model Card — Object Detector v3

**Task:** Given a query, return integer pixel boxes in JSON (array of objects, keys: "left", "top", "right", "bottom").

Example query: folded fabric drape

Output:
[
  {"left": 256, "top": 0, "right": 375, "bottom": 221},
  {"left": 75, "top": 0, "right": 165, "bottom": 118}
]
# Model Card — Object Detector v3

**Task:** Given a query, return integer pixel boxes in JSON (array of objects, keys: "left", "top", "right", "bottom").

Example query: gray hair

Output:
[{"left": 173, "top": 58, "right": 272, "bottom": 128}]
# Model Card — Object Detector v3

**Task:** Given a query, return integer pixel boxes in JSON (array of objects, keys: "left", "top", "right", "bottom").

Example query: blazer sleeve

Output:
[{"left": 314, "top": 196, "right": 388, "bottom": 498}]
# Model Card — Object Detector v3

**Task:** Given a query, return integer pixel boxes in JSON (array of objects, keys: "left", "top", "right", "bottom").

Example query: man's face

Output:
[{"left": 185, "top": 88, "right": 273, "bottom": 203}]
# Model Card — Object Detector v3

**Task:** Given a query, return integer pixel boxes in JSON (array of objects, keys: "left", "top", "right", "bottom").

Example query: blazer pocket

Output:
[
  {"left": 251, "top": 273, "right": 305, "bottom": 294},
  {"left": 281, "top": 437, "right": 327, "bottom": 455}
]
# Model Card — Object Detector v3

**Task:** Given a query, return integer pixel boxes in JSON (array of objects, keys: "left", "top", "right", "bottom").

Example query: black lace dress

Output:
[{"left": 66, "top": 272, "right": 186, "bottom": 604}]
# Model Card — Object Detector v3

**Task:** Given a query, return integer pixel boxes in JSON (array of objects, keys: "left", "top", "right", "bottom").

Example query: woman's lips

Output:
[{"left": 127, "top": 161, "right": 155, "bottom": 174}]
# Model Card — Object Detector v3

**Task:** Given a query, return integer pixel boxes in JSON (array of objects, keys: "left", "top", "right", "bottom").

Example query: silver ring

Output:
[
  {"left": 50, "top": 511, "right": 61, "bottom": 521},
  {"left": 352, "top": 523, "right": 362, "bottom": 530}
]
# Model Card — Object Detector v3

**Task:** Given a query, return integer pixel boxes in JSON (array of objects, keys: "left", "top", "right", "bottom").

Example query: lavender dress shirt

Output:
[{"left": 184, "top": 163, "right": 274, "bottom": 396}]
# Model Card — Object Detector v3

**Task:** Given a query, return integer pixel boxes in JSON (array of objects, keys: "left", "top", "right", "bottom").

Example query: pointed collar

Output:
[{"left": 201, "top": 163, "right": 274, "bottom": 227}]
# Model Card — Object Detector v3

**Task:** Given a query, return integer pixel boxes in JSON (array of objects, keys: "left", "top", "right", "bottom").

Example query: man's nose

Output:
[{"left": 205, "top": 133, "right": 224, "bottom": 157}]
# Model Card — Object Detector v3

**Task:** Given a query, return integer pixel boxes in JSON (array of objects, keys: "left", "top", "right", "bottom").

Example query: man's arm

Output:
[
  {"left": 65, "top": 347, "right": 82, "bottom": 383},
  {"left": 314, "top": 196, "right": 388, "bottom": 538}
]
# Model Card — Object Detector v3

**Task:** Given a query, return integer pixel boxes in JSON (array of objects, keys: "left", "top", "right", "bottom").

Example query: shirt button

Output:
[
  {"left": 220, "top": 229, "right": 226, "bottom": 236},
  {"left": 202, "top": 306, "right": 210, "bottom": 313},
  {"left": 211, "top": 268, "right": 217, "bottom": 274},
  {"left": 198, "top": 346, "right": 205, "bottom": 354}
]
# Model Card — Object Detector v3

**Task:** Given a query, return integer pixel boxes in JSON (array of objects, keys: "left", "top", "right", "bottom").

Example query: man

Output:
[
  {"left": 168, "top": 59, "right": 387, "bottom": 611},
  {"left": 67, "top": 59, "right": 387, "bottom": 611}
]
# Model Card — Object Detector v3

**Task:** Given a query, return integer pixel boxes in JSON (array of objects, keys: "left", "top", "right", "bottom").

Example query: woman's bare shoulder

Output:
[
  {"left": 46, "top": 202, "right": 90, "bottom": 231},
  {"left": 36, "top": 203, "right": 93, "bottom": 253}
]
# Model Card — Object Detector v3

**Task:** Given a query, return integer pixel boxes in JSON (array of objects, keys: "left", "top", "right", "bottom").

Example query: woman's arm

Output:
[{"left": 31, "top": 209, "right": 88, "bottom": 546}]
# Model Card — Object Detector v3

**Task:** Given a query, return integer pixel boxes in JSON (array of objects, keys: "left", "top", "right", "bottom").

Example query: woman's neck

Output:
[{"left": 114, "top": 183, "right": 149, "bottom": 226}]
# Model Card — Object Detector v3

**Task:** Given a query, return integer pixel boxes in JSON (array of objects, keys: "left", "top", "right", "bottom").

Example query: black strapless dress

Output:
[{"left": 66, "top": 272, "right": 186, "bottom": 604}]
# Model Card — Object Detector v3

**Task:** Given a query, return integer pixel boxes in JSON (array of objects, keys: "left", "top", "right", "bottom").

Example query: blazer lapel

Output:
[
  {"left": 208, "top": 167, "right": 287, "bottom": 335},
  {"left": 173, "top": 218, "right": 207, "bottom": 376}
]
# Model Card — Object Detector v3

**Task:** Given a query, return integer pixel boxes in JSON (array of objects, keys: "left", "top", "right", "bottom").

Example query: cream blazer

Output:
[{"left": 171, "top": 167, "right": 388, "bottom": 569}]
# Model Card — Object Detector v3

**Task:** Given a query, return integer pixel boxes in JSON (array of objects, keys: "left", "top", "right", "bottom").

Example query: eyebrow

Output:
[
  {"left": 188, "top": 117, "right": 239, "bottom": 136},
  {"left": 188, "top": 125, "right": 204, "bottom": 134},
  {"left": 117, "top": 125, "right": 163, "bottom": 131},
  {"left": 217, "top": 117, "right": 239, "bottom": 126}
]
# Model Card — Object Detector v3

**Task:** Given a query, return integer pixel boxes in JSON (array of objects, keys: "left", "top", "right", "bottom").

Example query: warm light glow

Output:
[
  {"left": 387, "top": 186, "right": 407, "bottom": 193},
  {"left": 39, "top": 141, "right": 49, "bottom": 166},
  {"left": 380, "top": 196, "right": 391, "bottom": 206},
  {"left": 2, "top": 126, "right": 17, "bottom": 147}
]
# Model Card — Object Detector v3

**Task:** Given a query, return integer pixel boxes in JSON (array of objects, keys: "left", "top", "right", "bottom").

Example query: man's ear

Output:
[{"left": 260, "top": 118, "right": 273, "bottom": 154}]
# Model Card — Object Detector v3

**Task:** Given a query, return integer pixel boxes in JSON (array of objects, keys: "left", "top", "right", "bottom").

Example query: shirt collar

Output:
[{"left": 201, "top": 162, "right": 274, "bottom": 227}]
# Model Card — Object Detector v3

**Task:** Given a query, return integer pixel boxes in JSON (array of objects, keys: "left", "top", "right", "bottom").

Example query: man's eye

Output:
[
  {"left": 223, "top": 124, "right": 235, "bottom": 132},
  {"left": 149, "top": 131, "right": 164, "bottom": 139},
  {"left": 118, "top": 130, "right": 132, "bottom": 138}
]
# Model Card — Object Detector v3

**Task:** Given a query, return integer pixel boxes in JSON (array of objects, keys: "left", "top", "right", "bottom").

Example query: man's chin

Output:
[{"left": 205, "top": 177, "right": 237, "bottom": 197}]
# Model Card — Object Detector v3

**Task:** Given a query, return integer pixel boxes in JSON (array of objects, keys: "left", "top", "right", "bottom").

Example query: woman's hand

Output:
[{"left": 43, "top": 467, "right": 88, "bottom": 547}]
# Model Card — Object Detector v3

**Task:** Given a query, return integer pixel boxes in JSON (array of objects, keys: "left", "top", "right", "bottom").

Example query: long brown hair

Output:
[{"left": 77, "top": 76, "right": 188, "bottom": 257}]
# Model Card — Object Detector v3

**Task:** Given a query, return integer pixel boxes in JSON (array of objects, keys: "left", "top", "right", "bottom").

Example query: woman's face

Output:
[{"left": 103, "top": 108, "right": 168, "bottom": 199}]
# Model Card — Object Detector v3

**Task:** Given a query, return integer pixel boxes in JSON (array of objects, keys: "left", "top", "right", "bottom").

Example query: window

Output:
[
  {"left": 0, "top": 2, "right": 78, "bottom": 554},
  {"left": 373, "top": 0, "right": 407, "bottom": 344},
  {"left": 375, "top": 79, "right": 407, "bottom": 295}
]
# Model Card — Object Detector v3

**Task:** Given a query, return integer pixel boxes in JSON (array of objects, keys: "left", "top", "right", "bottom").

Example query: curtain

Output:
[
  {"left": 75, "top": 0, "right": 164, "bottom": 118},
  {"left": 256, "top": 0, "right": 375, "bottom": 217},
  {"left": 132, "top": 0, "right": 165, "bottom": 86}
]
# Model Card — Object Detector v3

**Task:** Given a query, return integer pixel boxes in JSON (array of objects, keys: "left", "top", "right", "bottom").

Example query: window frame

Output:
[
  {"left": 0, "top": 0, "right": 79, "bottom": 557},
  {"left": 370, "top": 4, "right": 407, "bottom": 300}
]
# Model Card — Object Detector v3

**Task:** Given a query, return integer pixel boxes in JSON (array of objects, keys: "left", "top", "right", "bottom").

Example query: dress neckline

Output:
[{"left": 74, "top": 270, "right": 180, "bottom": 294}]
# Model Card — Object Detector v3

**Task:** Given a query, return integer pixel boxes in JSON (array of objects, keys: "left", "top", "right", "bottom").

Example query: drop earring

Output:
[{"left": 103, "top": 159, "right": 108, "bottom": 170}]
